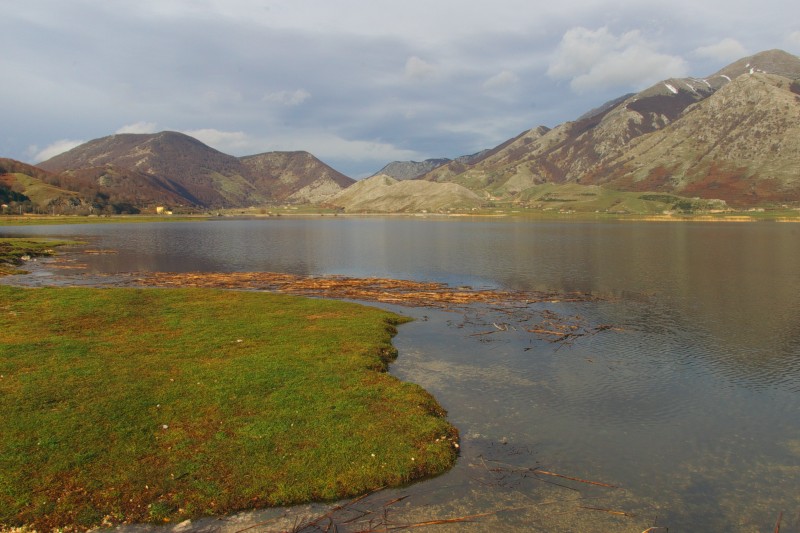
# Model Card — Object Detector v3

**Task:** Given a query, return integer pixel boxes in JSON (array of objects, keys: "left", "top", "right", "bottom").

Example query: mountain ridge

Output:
[
  {"left": 414, "top": 49, "right": 800, "bottom": 208},
  {"left": 8, "top": 49, "right": 800, "bottom": 213},
  {"left": 35, "top": 132, "right": 353, "bottom": 209}
]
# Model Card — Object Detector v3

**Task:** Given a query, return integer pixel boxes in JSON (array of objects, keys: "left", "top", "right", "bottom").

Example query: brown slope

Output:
[
  {"left": 38, "top": 131, "right": 265, "bottom": 208},
  {"left": 55, "top": 165, "right": 201, "bottom": 207},
  {"left": 239, "top": 151, "right": 354, "bottom": 203},
  {"left": 599, "top": 72, "right": 800, "bottom": 206}
]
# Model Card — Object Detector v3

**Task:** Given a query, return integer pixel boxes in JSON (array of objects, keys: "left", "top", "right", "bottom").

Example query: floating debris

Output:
[{"left": 129, "top": 271, "right": 598, "bottom": 309}]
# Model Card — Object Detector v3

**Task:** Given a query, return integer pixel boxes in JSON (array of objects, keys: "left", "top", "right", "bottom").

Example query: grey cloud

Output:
[{"left": 2, "top": 1, "right": 799, "bottom": 176}]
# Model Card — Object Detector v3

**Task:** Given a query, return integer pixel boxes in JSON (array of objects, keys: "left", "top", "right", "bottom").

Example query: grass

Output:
[
  {"left": 0, "top": 238, "right": 77, "bottom": 275},
  {"left": 0, "top": 285, "right": 457, "bottom": 531}
]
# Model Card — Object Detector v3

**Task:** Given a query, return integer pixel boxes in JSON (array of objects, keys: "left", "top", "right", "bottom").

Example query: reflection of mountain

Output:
[{"left": 484, "top": 222, "right": 800, "bottom": 388}]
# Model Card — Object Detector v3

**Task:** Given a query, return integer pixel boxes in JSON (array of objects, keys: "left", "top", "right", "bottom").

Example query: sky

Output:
[{"left": 2, "top": 1, "right": 799, "bottom": 178}]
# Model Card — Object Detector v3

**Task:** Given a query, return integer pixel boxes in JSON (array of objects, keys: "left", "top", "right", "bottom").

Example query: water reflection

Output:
[{"left": 2, "top": 217, "right": 800, "bottom": 531}]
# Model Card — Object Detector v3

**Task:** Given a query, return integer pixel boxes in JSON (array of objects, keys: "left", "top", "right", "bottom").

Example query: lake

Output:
[{"left": 2, "top": 216, "right": 799, "bottom": 531}]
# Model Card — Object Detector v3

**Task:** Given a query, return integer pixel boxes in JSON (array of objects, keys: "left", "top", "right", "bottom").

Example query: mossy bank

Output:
[{"left": 0, "top": 284, "right": 458, "bottom": 531}]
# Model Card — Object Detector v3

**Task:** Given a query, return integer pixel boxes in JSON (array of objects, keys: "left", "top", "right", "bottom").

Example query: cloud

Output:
[
  {"left": 116, "top": 121, "right": 159, "bottom": 134},
  {"left": 547, "top": 27, "right": 688, "bottom": 93},
  {"left": 182, "top": 129, "right": 256, "bottom": 154},
  {"left": 295, "top": 134, "right": 421, "bottom": 163},
  {"left": 693, "top": 38, "right": 747, "bottom": 62},
  {"left": 179, "top": 127, "right": 421, "bottom": 169},
  {"left": 262, "top": 89, "right": 311, "bottom": 106},
  {"left": 30, "top": 139, "right": 85, "bottom": 163},
  {"left": 405, "top": 56, "right": 437, "bottom": 80},
  {"left": 5, "top": 0, "right": 791, "bottom": 177},
  {"left": 483, "top": 70, "right": 519, "bottom": 91}
]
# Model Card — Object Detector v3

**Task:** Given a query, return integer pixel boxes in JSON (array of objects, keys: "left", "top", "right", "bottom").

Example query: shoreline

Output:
[
  {"left": 1, "top": 241, "right": 620, "bottom": 532},
  {"left": 3, "top": 208, "right": 800, "bottom": 227}
]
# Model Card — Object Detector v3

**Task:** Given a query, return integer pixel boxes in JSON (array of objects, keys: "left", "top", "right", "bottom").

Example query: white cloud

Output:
[
  {"left": 116, "top": 121, "right": 159, "bottom": 134},
  {"left": 788, "top": 31, "right": 800, "bottom": 49},
  {"left": 547, "top": 27, "right": 688, "bottom": 93},
  {"left": 182, "top": 128, "right": 256, "bottom": 154},
  {"left": 483, "top": 70, "right": 519, "bottom": 91},
  {"left": 296, "top": 133, "right": 421, "bottom": 163},
  {"left": 180, "top": 127, "right": 420, "bottom": 167},
  {"left": 405, "top": 56, "right": 437, "bottom": 80},
  {"left": 693, "top": 38, "right": 747, "bottom": 62},
  {"left": 262, "top": 89, "right": 311, "bottom": 106},
  {"left": 30, "top": 139, "right": 85, "bottom": 163}
]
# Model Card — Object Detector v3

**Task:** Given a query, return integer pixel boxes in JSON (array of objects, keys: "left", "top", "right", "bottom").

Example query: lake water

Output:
[{"left": 2, "top": 217, "right": 799, "bottom": 532}]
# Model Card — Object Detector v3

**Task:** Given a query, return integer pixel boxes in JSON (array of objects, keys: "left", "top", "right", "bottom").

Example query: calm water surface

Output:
[{"left": 2, "top": 217, "right": 799, "bottom": 532}]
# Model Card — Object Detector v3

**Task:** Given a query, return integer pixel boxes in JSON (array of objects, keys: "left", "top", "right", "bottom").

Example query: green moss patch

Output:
[{"left": 0, "top": 286, "right": 457, "bottom": 531}]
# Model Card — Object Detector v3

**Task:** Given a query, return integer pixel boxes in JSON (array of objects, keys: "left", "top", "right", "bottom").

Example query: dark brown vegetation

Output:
[{"left": 129, "top": 271, "right": 597, "bottom": 309}]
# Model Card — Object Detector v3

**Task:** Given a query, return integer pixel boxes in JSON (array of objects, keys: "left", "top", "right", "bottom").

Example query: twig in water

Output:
[
  {"left": 533, "top": 469, "right": 619, "bottom": 489},
  {"left": 579, "top": 505, "right": 636, "bottom": 517}
]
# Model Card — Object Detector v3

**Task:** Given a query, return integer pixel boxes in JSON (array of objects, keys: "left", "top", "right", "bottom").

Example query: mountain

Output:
[
  {"left": 37, "top": 132, "right": 260, "bottom": 208},
  {"left": 324, "top": 174, "right": 482, "bottom": 212},
  {"left": 16, "top": 50, "right": 800, "bottom": 213},
  {"left": 240, "top": 151, "right": 354, "bottom": 203},
  {"left": 371, "top": 159, "right": 451, "bottom": 180},
  {"left": 595, "top": 71, "right": 800, "bottom": 205},
  {"left": 420, "top": 49, "right": 800, "bottom": 208},
  {"left": 371, "top": 151, "right": 492, "bottom": 181},
  {"left": 37, "top": 132, "right": 353, "bottom": 209}
]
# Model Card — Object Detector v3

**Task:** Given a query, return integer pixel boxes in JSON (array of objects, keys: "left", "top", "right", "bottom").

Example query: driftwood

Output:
[
  {"left": 475, "top": 458, "right": 620, "bottom": 491},
  {"left": 533, "top": 469, "right": 619, "bottom": 489}
]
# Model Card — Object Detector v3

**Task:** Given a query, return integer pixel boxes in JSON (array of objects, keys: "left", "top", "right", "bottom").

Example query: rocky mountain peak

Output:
[
  {"left": 713, "top": 49, "right": 800, "bottom": 81},
  {"left": 370, "top": 159, "right": 452, "bottom": 180}
]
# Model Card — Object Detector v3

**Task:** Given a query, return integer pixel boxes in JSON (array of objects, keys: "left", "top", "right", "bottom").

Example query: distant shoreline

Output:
[{"left": 2, "top": 209, "right": 799, "bottom": 227}]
